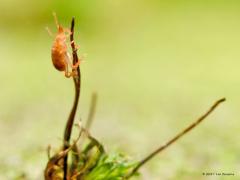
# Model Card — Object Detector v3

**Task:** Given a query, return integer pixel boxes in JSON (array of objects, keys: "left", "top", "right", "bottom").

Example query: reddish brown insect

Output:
[{"left": 48, "top": 13, "right": 80, "bottom": 78}]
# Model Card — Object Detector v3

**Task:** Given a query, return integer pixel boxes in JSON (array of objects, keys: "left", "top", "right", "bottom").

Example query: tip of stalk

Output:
[{"left": 218, "top": 98, "right": 226, "bottom": 103}]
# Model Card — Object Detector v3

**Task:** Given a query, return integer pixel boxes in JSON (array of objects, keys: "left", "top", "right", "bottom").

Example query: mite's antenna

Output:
[
  {"left": 52, "top": 12, "right": 59, "bottom": 28},
  {"left": 45, "top": 26, "right": 53, "bottom": 37}
]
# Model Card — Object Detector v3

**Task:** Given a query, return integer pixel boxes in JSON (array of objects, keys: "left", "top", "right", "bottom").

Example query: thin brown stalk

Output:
[
  {"left": 63, "top": 17, "right": 81, "bottom": 180},
  {"left": 126, "top": 98, "right": 226, "bottom": 178},
  {"left": 85, "top": 92, "right": 98, "bottom": 130}
]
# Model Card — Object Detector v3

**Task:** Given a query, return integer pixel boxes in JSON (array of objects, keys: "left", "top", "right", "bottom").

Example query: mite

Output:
[{"left": 49, "top": 13, "right": 80, "bottom": 78}]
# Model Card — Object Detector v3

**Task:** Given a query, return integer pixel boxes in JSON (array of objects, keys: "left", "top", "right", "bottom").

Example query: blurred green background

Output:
[{"left": 0, "top": 0, "right": 239, "bottom": 179}]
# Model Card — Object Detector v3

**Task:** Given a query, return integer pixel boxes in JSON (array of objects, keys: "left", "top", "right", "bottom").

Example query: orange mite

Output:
[{"left": 49, "top": 13, "right": 80, "bottom": 78}]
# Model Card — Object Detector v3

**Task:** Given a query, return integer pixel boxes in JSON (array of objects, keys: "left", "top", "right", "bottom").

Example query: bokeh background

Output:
[{"left": 0, "top": 0, "right": 239, "bottom": 179}]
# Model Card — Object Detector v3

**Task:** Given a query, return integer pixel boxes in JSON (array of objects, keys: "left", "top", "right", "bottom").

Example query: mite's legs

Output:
[
  {"left": 72, "top": 59, "right": 80, "bottom": 69},
  {"left": 65, "top": 71, "right": 75, "bottom": 78},
  {"left": 64, "top": 59, "right": 74, "bottom": 78},
  {"left": 64, "top": 66, "right": 77, "bottom": 78},
  {"left": 70, "top": 40, "right": 80, "bottom": 50},
  {"left": 64, "top": 65, "right": 70, "bottom": 78},
  {"left": 63, "top": 57, "right": 71, "bottom": 78},
  {"left": 53, "top": 12, "right": 60, "bottom": 28},
  {"left": 70, "top": 40, "right": 81, "bottom": 69},
  {"left": 45, "top": 27, "right": 53, "bottom": 37},
  {"left": 64, "top": 54, "right": 79, "bottom": 78},
  {"left": 64, "top": 29, "right": 81, "bottom": 51},
  {"left": 66, "top": 52, "right": 80, "bottom": 70}
]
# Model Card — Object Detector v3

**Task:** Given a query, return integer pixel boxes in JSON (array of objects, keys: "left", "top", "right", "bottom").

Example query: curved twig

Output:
[{"left": 126, "top": 98, "right": 226, "bottom": 178}]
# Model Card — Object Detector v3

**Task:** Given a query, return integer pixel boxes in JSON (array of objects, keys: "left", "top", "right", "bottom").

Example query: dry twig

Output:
[{"left": 126, "top": 98, "right": 226, "bottom": 178}]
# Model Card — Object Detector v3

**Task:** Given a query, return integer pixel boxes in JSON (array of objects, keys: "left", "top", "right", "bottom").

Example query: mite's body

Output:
[
  {"left": 50, "top": 13, "right": 80, "bottom": 78},
  {"left": 51, "top": 26, "right": 69, "bottom": 71}
]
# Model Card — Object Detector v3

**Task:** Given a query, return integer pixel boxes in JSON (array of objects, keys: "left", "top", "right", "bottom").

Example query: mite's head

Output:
[{"left": 58, "top": 26, "right": 64, "bottom": 33}]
